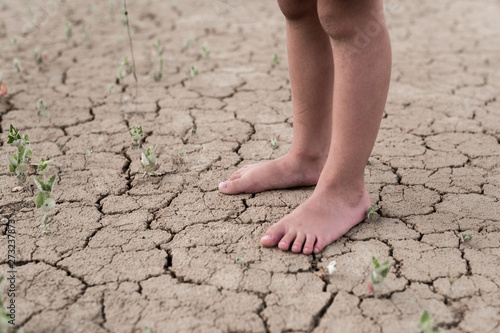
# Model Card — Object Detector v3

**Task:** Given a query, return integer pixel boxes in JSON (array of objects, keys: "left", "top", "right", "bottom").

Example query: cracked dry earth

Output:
[{"left": 0, "top": 0, "right": 499, "bottom": 332}]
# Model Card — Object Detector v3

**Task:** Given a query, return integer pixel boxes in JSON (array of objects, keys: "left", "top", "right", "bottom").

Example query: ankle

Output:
[{"left": 287, "top": 150, "right": 328, "bottom": 165}]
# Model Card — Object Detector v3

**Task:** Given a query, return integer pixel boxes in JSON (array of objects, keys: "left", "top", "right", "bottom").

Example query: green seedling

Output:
[
  {"left": 143, "top": 326, "right": 154, "bottom": 333},
  {"left": 5, "top": 125, "right": 32, "bottom": 182},
  {"left": 415, "top": 310, "right": 444, "bottom": 333},
  {"left": 5, "top": 124, "right": 29, "bottom": 147},
  {"left": 462, "top": 233, "right": 472, "bottom": 242},
  {"left": 36, "top": 157, "right": 50, "bottom": 175},
  {"left": 185, "top": 38, "right": 194, "bottom": 50},
  {"left": 122, "top": 0, "right": 138, "bottom": 88},
  {"left": 86, "top": 149, "right": 93, "bottom": 157},
  {"left": 65, "top": 21, "right": 73, "bottom": 39},
  {"left": 201, "top": 42, "right": 210, "bottom": 58},
  {"left": 40, "top": 224, "right": 52, "bottom": 236},
  {"left": 235, "top": 253, "right": 244, "bottom": 263},
  {"left": 153, "top": 57, "right": 164, "bottom": 82},
  {"left": 178, "top": 148, "right": 186, "bottom": 157},
  {"left": 272, "top": 53, "right": 280, "bottom": 65},
  {"left": 367, "top": 204, "right": 379, "bottom": 220},
  {"left": 36, "top": 98, "right": 51, "bottom": 118},
  {"left": 117, "top": 55, "right": 133, "bottom": 80},
  {"left": 191, "top": 128, "right": 198, "bottom": 136},
  {"left": 368, "top": 256, "right": 391, "bottom": 293},
  {"left": 153, "top": 40, "right": 163, "bottom": 56},
  {"left": 34, "top": 175, "right": 56, "bottom": 223},
  {"left": 11, "top": 36, "right": 18, "bottom": 46},
  {"left": 140, "top": 146, "right": 159, "bottom": 177},
  {"left": 270, "top": 138, "right": 279, "bottom": 149},
  {"left": 129, "top": 125, "right": 143, "bottom": 147},
  {"left": 82, "top": 25, "right": 90, "bottom": 44},
  {"left": 34, "top": 46, "right": 48, "bottom": 64},
  {"left": 107, "top": 83, "right": 115, "bottom": 95},
  {"left": 109, "top": 0, "right": 115, "bottom": 13},
  {"left": 189, "top": 65, "right": 199, "bottom": 78},
  {"left": 13, "top": 58, "right": 22, "bottom": 76}
]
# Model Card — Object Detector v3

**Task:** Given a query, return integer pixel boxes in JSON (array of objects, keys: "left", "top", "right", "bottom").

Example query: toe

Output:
[
  {"left": 261, "top": 223, "right": 286, "bottom": 248},
  {"left": 313, "top": 238, "right": 327, "bottom": 254},
  {"left": 291, "top": 232, "right": 306, "bottom": 253},
  {"left": 228, "top": 169, "right": 243, "bottom": 181},
  {"left": 278, "top": 230, "right": 297, "bottom": 251},
  {"left": 302, "top": 234, "right": 317, "bottom": 255},
  {"left": 219, "top": 178, "right": 246, "bottom": 194}
]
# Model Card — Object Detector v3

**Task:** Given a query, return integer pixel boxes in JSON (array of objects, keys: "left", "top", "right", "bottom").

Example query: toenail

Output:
[
  {"left": 304, "top": 247, "right": 309, "bottom": 252},
  {"left": 261, "top": 235, "right": 271, "bottom": 241},
  {"left": 219, "top": 182, "right": 227, "bottom": 189},
  {"left": 279, "top": 241, "right": 287, "bottom": 246},
  {"left": 314, "top": 247, "right": 320, "bottom": 253},
  {"left": 292, "top": 245, "right": 298, "bottom": 249}
]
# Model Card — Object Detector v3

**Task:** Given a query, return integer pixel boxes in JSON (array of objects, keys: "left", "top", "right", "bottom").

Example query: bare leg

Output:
[
  {"left": 261, "top": 0, "right": 392, "bottom": 254},
  {"left": 218, "top": 0, "right": 333, "bottom": 194}
]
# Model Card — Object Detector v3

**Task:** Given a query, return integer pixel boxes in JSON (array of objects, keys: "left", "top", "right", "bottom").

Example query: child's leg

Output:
[
  {"left": 219, "top": 0, "right": 333, "bottom": 194},
  {"left": 261, "top": 0, "right": 392, "bottom": 254}
]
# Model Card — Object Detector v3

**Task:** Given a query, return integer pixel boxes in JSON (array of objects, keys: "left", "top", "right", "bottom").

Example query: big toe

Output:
[
  {"left": 261, "top": 224, "right": 287, "bottom": 248},
  {"left": 218, "top": 178, "right": 247, "bottom": 194}
]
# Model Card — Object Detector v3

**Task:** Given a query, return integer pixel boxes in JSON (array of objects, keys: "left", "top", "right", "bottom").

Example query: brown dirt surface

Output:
[{"left": 1, "top": 0, "right": 499, "bottom": 332}]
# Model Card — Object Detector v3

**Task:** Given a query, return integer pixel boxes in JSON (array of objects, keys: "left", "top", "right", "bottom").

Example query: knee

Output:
[
  {"left": 318, "top": 0, "right": 386, "bottom": 43},
  {"left": 276, "top": 0, "right": 317, "bottom": 21}
]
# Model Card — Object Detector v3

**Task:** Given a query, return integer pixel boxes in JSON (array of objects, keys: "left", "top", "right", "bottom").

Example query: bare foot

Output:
[
  {"left": 218, "top": 153, "right": 327, "bottom": 194},
  {"left": 260, "top": 184, "right": 371, "bottom": 254}
]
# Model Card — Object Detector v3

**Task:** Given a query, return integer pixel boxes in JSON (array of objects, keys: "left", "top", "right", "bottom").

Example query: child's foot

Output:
[
  {"left": 260, "top": 184, "right": 371, "bottom": 254},
  {"left": 218, "top": 153, "right": 327, "bottom": 194}
]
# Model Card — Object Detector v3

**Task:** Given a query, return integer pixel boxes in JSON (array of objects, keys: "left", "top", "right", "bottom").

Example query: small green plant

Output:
[
  {"left": 5, "top": 125, "right": 32, "bottom": 182},
  {"left": 270, "top": 138, "right": 279, "bottom": 149},
  {"left": 34, "top": 46, "right": 48, "bottom": 64},
  {"left": 235, "top": 253, "right": 244, "bottom": 263},
  {"left": 367, "top": 256, "right": 391, "bottom": 293},
  {"left": 107, "top": 83, "right": 115, "bottom": 95},
  {"left": 153, "top": 57, "right": 164, "bottom": 82},
  {"left": 129, "top": 125, "right": 143, "bottom": 148},
  {"left": 143, "top": 326, "right": 154, "bottom": 333},
  {"left": 189, "top": 65, "right": 199, "bottom": 79},
  {"left": 86, "top": 149, "right": 93, "bottom": 157},
  {"left": 153, "top": 40, "right": 163, "bottom": 56},
  {"left": 82, "top": 25, "right": 90, "bottom": 44},
  {"left": 40, "top": 224, "right": 52, "bottom": 236},
  {"left": 415, "top": 310, "right": 444, "bottom": 333},
  {"left": 201, "top": 42, "right": 210, "bottom": 58},
  {"left": 272, "top": 53, "right": 280, "bottom": 65},
  {"left": 11, "top": 36, "right": 18, "bottom": 46},
  {"left": 65, "top": 21, "right": 73, "bottom": 39},
  {"left": 140, "top": 146, "right": 159, "bottom": 177},
  {"left": 13, "top": 58, "right": 22, "bottom": 77},
  {"left": 461, "top": 233, "right": 472, "bottom": 242},
  {"left": 34, "top": 175, "right": 56, "bottom": 223},
  {"left": 185, "top": 38, "right": 194, "bottom": 50},
  {"left": 117, "top": 55, "right": 133, "bottom": 80},
  {"left": 36, "top": 98, "right": 51, "bottom": 118},
  {"left": 36, "top": 157, "right": 50, "bottom": 175},
  {"left": 367, "top": 204, "right": 379, "bottom": 220}
]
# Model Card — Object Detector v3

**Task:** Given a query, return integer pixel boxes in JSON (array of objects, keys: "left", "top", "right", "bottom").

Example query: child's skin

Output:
[{"left": 219, "top": 0, "right": 392, "bottom": 255}]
